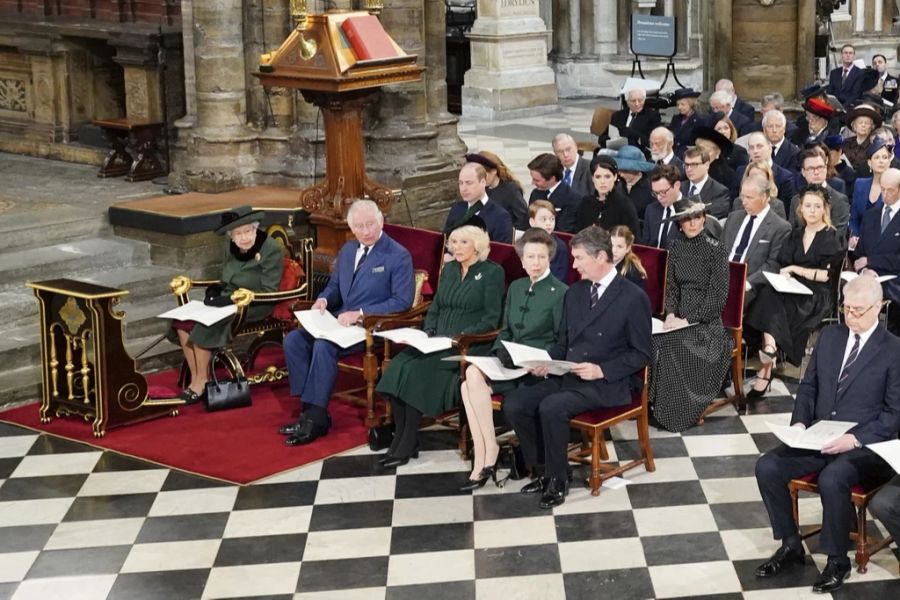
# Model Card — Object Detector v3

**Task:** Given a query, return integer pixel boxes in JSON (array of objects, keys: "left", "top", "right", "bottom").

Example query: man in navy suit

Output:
[
  {"left": 828, "top": 44, "right": 866, "bottom": 108},
  {"left": 599, "top": 87, "right": 661, "bottom": 153},
  {"left": 503, "top": 226, "right": 651, "bottom": 508},
  {"left": 642, "top": 164, "right": 685, "bottom": 248},
  {"left": 763, "top": 110, "right": 801, "bottom": 172},
  {"left": 281, "top": 200, "right": 415, "bottom": 445},
  {"left": 716, "top": 78, "right": 755, "bottom": 122},
  {"left": 754, "top": 275, "right": 900, "bottom": 593},
  {"left": 853, "top": 168, "right": 900, "bottom": 330},
  {"left": 731, "top": 132, "right": 797, "bottom": 213},
  {"left": 444, "top": 163, "right": 513, "bottom": 243},
  {"left": 552, "top": 133, "right": 593, "bottom": 199},
  {"left": 709, "top": 90, "right": 754, "bottom": 136},
  {"left": 527, "top": 153, "right": 583, "bottom": 233},
  {"left": 680, "top": 146, "right": 732, "bottom": 218}
]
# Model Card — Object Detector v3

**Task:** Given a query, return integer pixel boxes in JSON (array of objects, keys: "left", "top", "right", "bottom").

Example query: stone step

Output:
[
  {"left": 0, "top": 206, "right": 111, "bottom": 253},
  {"left": 1, "top": 237, "right": 151, "bottom": 291},
  {"left": 0, "top": 333, "right": 184, "bottom": 408}
]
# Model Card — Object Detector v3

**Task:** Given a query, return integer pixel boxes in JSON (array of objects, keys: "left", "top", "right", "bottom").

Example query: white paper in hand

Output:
[
  {"left": 501, "top": 341, "right": 577, "bottom": 375},
  {"left": 374, "top": 328, "right": 453, "bottom": 354},
  {"left": 441, "top": 355, "right": 528, "bottom": 381},
  {"left": 652, "top": 317, "right": 697, "bottom": 335},
  {"left": 763, "top": 272, "right": 813, "bottom": 295},
  {"left": 295, "top": 309, "right": 366, "bottom": 349},
  {"left": 867, "top": 439, "right": 900, "bottom": 474},
  {"left": 767, "top": 420, "right": 856, "bottom": 450},
  {"left": 158, "top": 300, "right": 237, "bottom": 327}
]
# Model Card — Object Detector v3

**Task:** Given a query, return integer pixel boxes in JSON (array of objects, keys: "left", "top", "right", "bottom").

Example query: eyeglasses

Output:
[
  {"left": 802, "top": 165, "right": 826, "bottom": 172},
  {"left": 651, "top": 185, "right": 674, "bottom": 198},
  {"left": 840, "top": 303, "right": 879, "bottom": 317}
]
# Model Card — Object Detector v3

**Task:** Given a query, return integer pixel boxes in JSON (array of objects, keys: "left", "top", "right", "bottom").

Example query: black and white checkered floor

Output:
[{"left": 0, "top": 379, "right": 897, "bottom": 600}]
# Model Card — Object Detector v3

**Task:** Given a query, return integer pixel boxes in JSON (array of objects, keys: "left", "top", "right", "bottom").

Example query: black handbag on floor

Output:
[
  {"left": 367, "top": 423, "right": 395, "bottom": 451},
  {"left": 497, "top": 442, "right": 527, "bottom": 484},
  {"left": 205, "top": 350, "right": 252, "bottom": 412}
]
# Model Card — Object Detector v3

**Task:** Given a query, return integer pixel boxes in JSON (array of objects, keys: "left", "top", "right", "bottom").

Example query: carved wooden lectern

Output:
[
  {"left": 254, "top": 5, "right": 423, "bottom": 266},
  {"left": 28, "top": 279, "right": 180, "bottom": 437}
]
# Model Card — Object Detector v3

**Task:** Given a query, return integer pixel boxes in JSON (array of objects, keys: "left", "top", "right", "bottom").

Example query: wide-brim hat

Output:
[
  {"left": 803, "top": 96, "right": 836, "bottom": 119},
  {"left": 691, "top": 125, "right": 734, "bottom": 154},
  {"left": 661, "top": 199, "right": 709, "bottom": 223},
  {"left": 215, "top": 205, "right": 266, "bottom": 235},
  {"left": 846, "top": 104, "right": 883, "bottom": 128},
  {"left": 672, "top": 87, "right": 701, "bottom": 101},
  {"left": 613, "top": 145, "right": 655, "bottom": 173},
  {"left": 801, "top": 83, "right": 827, "bottom": 99}
]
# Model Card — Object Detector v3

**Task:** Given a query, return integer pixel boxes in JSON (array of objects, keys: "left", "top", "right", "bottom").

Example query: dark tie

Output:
[
  {"left": 836, "top": 334, "right": 861, "bottom": 395},
  {"left": 352, "top": 245, "right": 369, "bottom": 280},
  {"left": 882, "top": 207, "right": 892, "bottom": 233},
  {"left": 590, "top": 282, "right": 601, "bottom": 309},
  {"left": 656, "top": 159, "right": 664, "bottom": 165},
  {"left": 842, "top": 68, "right": 849, "bottom": 82},
  {"left": 732, "top": 215, "right": 757, "bottom": 262},
  {"left": 657, "top": 207, "right": 672, "bottom": 248},
  {"left": 564, "top": 168, "right": 572, "bottom": 186},
  {"left": 688, "top": 184, "right": 697, "bottom": 198},
  {"left": 771, "top": 145, "right": 777, "bottom": 159}
]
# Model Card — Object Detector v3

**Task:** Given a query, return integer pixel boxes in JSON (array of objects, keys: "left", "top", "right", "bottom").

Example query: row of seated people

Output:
[{"left": 167, "top": 200, "right": 899, "bottom": 594}]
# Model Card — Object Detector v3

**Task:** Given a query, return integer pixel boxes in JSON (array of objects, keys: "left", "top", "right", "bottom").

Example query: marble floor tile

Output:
[
  {"left": 10, "top": 452, "right": 101, "bottom": 478},
  {"left": 0, "top": 551, "right": 38, "bottom": 584},
  {"left": 700, "top": 477, "right": 763, "bottom": 504},
  {"left": 302, "top": 527, "right": 392, "bottom": 561},
  {"left": 390, "top": 496, "right": 473, "bottom": 527},
  {"left": 44, "top": 517, "right": 145, "bottom": 550},
  {"left": 202, "top": 562, "right": 302, "bottom": 599},
  {"left": 222, "top": 506, "right": 313, "bottom": 538},
  {"left": 120, "top": 539, "right": 222, "bottom": 573},
  {"left": 11, "top": 574, "right": 116, "bottom": 600},
  {"left": 76, "top": 470, "right": 168, "bottom": 497},
  {"left": 386, "top": 550, "right": 475, "bottom": 586},
  {"left": 148, "top": 487, "right": 238, "bottom": 517},
  {"left": 473, "top": 515, "right": 557, "bottom": 549},
  {"left": 633, "top": 504, "right": 718, "bottom": 537},
  {"left": 557, "top": 537, "right": 646, "bottom": 573},
  {"left": 648, "top": 560, "right": 742, "bottom": 598},
  {"left": 313, "top": 476, "right": 396, "bottom": 505}
]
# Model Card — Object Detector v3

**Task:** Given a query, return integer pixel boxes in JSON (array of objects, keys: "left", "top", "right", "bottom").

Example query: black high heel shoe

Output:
[
  {"left": 746, "top": 375, "right": 772, "bottom": 399},
  {"left": 758, "top": 345, "right": 778, "bottom": 365},
  {"left": 458, "top": 465, "right": 498, "bottom": 492}
]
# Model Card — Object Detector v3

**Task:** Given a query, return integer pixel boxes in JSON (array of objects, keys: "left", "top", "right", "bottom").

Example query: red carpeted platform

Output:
[{"left": 0, "top": 362, "right": 370, "bottom": 485}]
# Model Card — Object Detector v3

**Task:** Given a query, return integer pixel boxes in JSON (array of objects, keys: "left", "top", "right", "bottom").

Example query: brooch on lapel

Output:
[
  {"left": 551, "top": 287, "right": 556, "bottom": 292},
  {"left": 255, "top": 253, "right": 261, "bottom": 262},
  {"left": 372, "top": 266, "right": 385, "bottom": 273},
  {"left": 474, "top": 273, "right": 483, "bottom": 281}
]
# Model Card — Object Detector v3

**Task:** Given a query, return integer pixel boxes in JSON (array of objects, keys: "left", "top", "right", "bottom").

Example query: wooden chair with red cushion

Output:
[
  {"left": 700, "top": 260, "right": 747, "bottom": 420},
  {"left": 553, "top": 231, "right": 581, "bottom": 285},
  {"left": 488, "top": 240, "right": 526, "bottom": 288},
  {"left": 789, "top": 472, "right": 895, "bottom": 574},
  {"left": 568, "top": 367, "right": 655, "bottom": 495},
  {"left": 632, "top": 243, "right": 668, "bottom": 316}
]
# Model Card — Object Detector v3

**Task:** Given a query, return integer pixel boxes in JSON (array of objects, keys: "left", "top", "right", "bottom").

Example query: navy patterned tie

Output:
[
  {"left": 590, "top": 282, "right": 601, "bottom": 309},
  {"left": 352, "top": 245, "right": 369, "bottom": 282},
  {"left": 836, "top": 334, "right": 860, "bottom": 395}
]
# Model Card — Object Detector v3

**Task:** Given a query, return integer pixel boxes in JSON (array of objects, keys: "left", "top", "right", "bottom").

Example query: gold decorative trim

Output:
[{"left": 59, "top": 297, "right": 86, "bottom": 334}]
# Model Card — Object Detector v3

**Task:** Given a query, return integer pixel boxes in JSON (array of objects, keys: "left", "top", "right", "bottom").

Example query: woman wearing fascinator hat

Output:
[
  {"left": 668, "top": 87, "right": 702, "bottom": 158},
  {"left": 648, "top": 200, "right": 732, "bottom": 432},
  {"left": 166, "top": 206, "right": 283, "bottom": 404},
  {"left": 467, "top": 151, "right": 529, "bottom": 231}
]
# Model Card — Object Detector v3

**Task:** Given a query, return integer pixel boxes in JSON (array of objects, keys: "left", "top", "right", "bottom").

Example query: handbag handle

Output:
[{"left": 207, "top": 350, "right": 245, "bottom": 386}]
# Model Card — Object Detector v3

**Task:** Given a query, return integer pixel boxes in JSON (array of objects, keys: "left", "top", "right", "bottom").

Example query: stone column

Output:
[
  {"left": 423, "top": 0, "right": 468, "bottom": 159},
  {"left": 594, "top": 0, "right": 617, "bottom": 57},
  {"left": 462, "top": 0, "right": 558, "bottom": 119},
  {"left": 176, "top": 0, "right": 197, "bottom": 126}
]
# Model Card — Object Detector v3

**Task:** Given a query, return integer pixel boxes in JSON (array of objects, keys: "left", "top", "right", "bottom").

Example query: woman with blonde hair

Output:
[
  {"left": 376, "top": 224, "right": 504, "bottom": 468},
  {"left": 731, "top": 160, "right": 787, "bottom": 219},
  {"left": 714, "top": 116, "right": 750, "bottom": 170},
  {"left": 466, "top": 151, "right": 528, "bottom": 230}
]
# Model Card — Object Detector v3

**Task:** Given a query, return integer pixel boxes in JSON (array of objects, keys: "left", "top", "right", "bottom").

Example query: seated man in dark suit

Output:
[
  {"left": 869, "top": 474, "right": 900, "bottom": 548},
  {"left": 731, "top": 132, "right": 797, "bottom": 213},
  {"left": 763, "top": 110, "right": 801, "bottom": 172},
  {"left": 680, "top": 146, "right": 732, "bottom": 219},
  {"left": 648, "top": 127, "right": 685, "bottom": 177},
  {"left": 853, "top": 167, "right": 900, "bottom": 331},
  {"left": 716, "top": 78, "right": 755, "bottom": 122},
  {"left": 282, "top": 200, "right": 415, "bottom": 445},
  {"left": 709, "top": 90, "right": 754, "bottom": 136},
  {"left": 444, "top": 162, "right": 513, "bottom": 243},
  {"left": 503, "top": 226, "right": 651, "bottom": 508},
  {"left": 789, "top": 149, "right": 851, "bottom": 235},
  {"left": 828, "top": 44, "right": 866, "bottom": 108},
  {"left": 552, "top": 133, "right": 593, "bottom": 199},
  {"left": 754, "top": 275, "right": 900, "bottom": 593},
  {"left": 528, "top": 153, "right": 583, "bottom": 233},
  {"left": 724, "top": 174, "right": 791, "bottom": 303},
  {"left": 642, "top": 164, "right": 685, "bottom": 248},
  {"left": 600, "top": 87, "right": 661, "bottom": 153}
]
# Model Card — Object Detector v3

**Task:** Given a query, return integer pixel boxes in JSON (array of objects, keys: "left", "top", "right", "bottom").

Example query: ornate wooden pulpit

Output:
[
  {"left": 253, "top": 4, "right": 423, "bottom": 267},
  {"left": 28, "top": 279, "right": 181, "bottom": 437}
]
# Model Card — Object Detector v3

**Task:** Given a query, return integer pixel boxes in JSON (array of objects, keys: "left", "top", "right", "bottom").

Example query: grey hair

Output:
[
  {"left": 844, "top": 274, "right": 883, "bottom": 304},
  {"left": 515, "top": 227, "right": 557, "bottom": 260},
  {"left": 651, "top": 126, "right": 674, "bottom": 143},
  {"left": 229, "top": 221, "right": 260, "bottom": 238},
  {"left": 346, "top": 199, "right": 383, "bottom": 228},
  {"left": 742, "top": 173, "right": 772, "bottom": 198},
  {"left": 761, "top": 92, "right": 785, "bottom": 110},
  {"left": 552, "top": 133, "right": 577, "bottom": 148},
  {"left": 627, "top": 88, "right": 647, "bottom": 101},
  {"left": 762, "top": 110, "right": 787, "bottom": 128},
  {"left": 448, "top": 224, "right": 491, "bottom": 261},
  {"left": 715, "top": 79, "right": 735, "bottom": 93},
  {"left": 570, "top": 226, "right": 613, "bottom": 262},
  {"left": 709, "top": 90, "right": 734, "bottom": 107}
]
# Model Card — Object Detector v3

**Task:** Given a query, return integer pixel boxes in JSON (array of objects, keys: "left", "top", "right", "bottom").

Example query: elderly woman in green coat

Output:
[
  {"left": 168, "top": 206, "right": 283, "bottom": 404},
  {"left": 459, "top": 227, "right": 567, "bottom": 491},
  {"left": 375, "top": 223, "right": 505, "bottom": 468}
]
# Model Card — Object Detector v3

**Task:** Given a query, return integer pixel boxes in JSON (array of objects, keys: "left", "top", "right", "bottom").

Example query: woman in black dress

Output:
[
  {"left": 468, "top": 151, "right": 529, "bottom": 231},
  {"left": 715, "top": 117, "right": 750, "bottom": 171},
  {"left": 575, "top": 155, "right": 640, "bottom": 234},
  {"left": 649, "top": 200, "right": 732, "bottom": 432},
  {"left": 743, "top": 185, "right": 845, "bottom": 396},
  {"left": 692, "top": 125, "right": 739, "bottom": 192}
]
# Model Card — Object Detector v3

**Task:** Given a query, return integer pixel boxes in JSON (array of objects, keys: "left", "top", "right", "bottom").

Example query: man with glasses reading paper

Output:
[{"left": 754, "top": 275, "right": 900, "bottom": 593}]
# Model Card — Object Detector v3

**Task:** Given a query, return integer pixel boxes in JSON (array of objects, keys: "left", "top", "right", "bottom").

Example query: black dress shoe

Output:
[
  {"left": 180, "top": 388, "right": 202, "bottom": 405},
  {"left": 538, "top": 477, "right": 569, "bottom": 509},
  {"left": 381, "top": 456, "right": 409, "bottom": 469},
  {"left": 284, "top": 419, "right": 328, "bottom": 446},
  {"left": 812, "top": 559, "right": 850, "bottom": 593},
  {"left": 520, "top": 476, "right": 547, "bottom": 494},
  {"left": 278, "top": 415, "right": 308, "bottom": 436},
  {"left": 458, "top": 465, "right": 498, "bottom": 492},
  {"left": 754, "top": 545, "right": 805, "bottom": 577}
]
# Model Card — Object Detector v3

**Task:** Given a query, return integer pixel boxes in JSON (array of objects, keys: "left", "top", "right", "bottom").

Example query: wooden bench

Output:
[{"left": 93, "top": 117, "right": 165, "bottom": 182}]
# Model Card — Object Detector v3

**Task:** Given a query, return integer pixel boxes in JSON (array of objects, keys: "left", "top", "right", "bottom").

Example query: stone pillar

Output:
[
  {"left": 177, "top": 0, "right": 197, "bottom": 126},
  {"left": 462, "top": 0, "right": 558, "bottom": 119},
  {"left": 594, "top": 0, "right": 618, "bottom": 57},
  {"left": 423, "top": 0, "right": 468, "bottom": 159}
]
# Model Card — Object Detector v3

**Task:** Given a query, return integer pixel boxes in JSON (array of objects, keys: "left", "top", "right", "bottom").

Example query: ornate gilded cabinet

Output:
[{"left": 28, "top": 279, "right": 180, "bottom": 437}]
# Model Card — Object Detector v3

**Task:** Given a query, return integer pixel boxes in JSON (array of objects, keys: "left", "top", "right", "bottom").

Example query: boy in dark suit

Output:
[
  {"left": 281, "top": 200, "right": 415, "bottom": 445},
  {"left": 527, "top": 153, "right": 584, "bottom": 233},
  {"left": 503, "top": 226, "right": 652, "bottom": 508}
]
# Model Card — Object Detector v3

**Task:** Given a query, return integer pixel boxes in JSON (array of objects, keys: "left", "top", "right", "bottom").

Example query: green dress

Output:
[
  {"left": 168, "top": 234, "right": 283, "bottom": 349},
  {"left": 376, "top": 259, "right": 504, "bottom": 416},
  {"left": 491, "top": 273, "right": 567, "bottom": 394}
]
